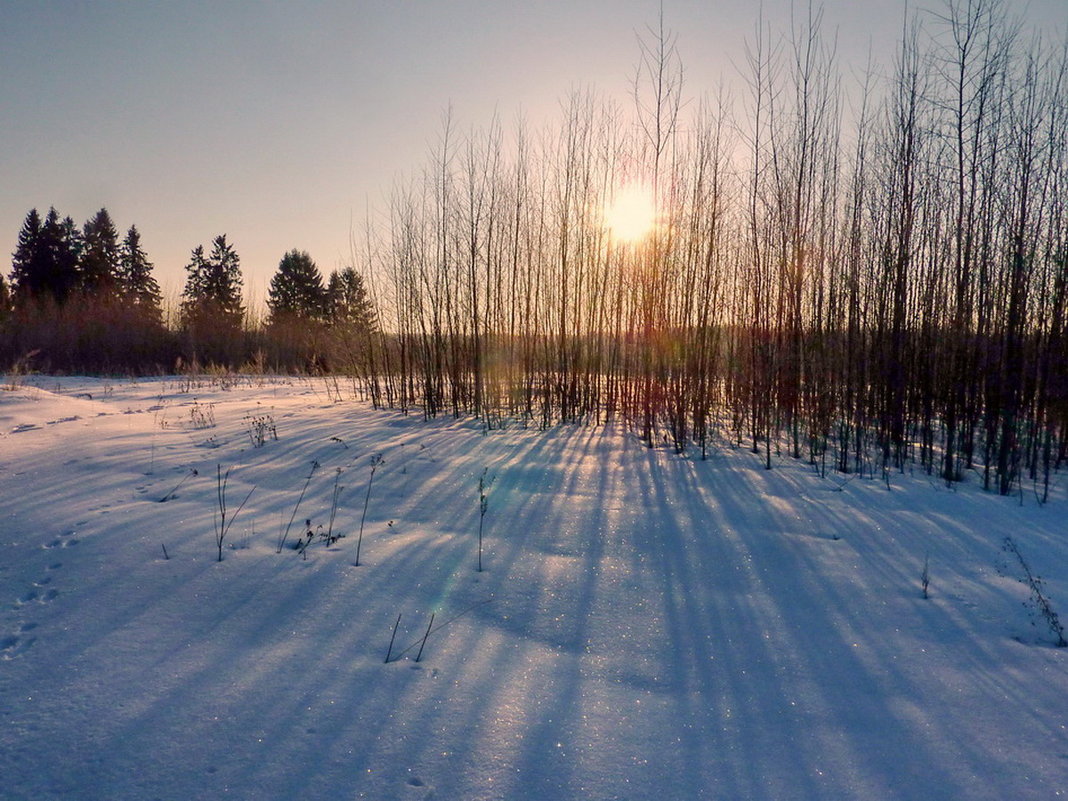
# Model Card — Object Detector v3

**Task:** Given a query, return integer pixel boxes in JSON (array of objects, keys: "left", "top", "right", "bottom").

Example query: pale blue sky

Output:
[{"left": 2, "top": 1, "right": 1065, "bottom": 302}]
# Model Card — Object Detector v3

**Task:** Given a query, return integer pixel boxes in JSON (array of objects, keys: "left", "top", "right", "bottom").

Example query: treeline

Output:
[
  {"left": 1, "top": 209, "right": 378, "bottom": 375},
  {"left": 352, "top": 1, "right": 1067, "bottom": 497}
]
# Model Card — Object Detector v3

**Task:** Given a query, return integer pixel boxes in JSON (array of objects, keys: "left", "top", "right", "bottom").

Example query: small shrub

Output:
[
  {"left": 189, "top": 398, "right": 216, "bottom": 429},
  {"left": 214, "top": 464, "right": 255, "bottom": 562},
  {"left": 296, "top": 519, "right": 315, "bottom": 559},
  {"left": 276, "top": 461, "right": 320, "bottom": 553},
  {"left": 3, "top": 349, "right": 40, "bottom": 391},
  {"left": 1003, "top": 536, "right": 1067, "bottom": 647},
  {"left": 244, "top": 411, "right": 277, "bottom": 447}
]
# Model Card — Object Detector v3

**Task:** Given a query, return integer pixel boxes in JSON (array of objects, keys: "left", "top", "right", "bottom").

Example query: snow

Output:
[{"left": 1, "top": 375, "right": 1066, "bottom": 800}]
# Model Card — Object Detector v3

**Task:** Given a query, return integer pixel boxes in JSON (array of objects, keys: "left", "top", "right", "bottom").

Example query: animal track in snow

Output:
[
  {"left": 0, "top": 634, "right": 35, "bottom": 659},
  {"left": 43, "top": 535, "right": 78, "bottom": 549},
  {"left": 16, "top": 588, "right": 57, "bottom": 606},
  {"left": 2, "top": 622, "right": 40, "bottom": 659},
  {"left": 404, "top": 775, "right": 434, "bottom": 799},
  {"left": 14, "top": 546, "right": 65, "bottom": 614}
]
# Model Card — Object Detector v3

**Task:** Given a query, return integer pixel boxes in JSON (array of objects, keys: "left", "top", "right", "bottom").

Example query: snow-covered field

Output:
[{"left": 1, "top": 375, "right": 1066, "bottom": 800}]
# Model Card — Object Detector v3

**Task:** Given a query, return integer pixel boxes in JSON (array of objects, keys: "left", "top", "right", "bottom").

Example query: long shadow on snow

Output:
[{"left": 625, "top": 445, "right": 975, "bottom": 800}]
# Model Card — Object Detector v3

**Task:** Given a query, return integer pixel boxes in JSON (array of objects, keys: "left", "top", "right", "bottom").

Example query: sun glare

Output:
[{"left": 603, "top": 184, "right": 657, "bottom": 244}]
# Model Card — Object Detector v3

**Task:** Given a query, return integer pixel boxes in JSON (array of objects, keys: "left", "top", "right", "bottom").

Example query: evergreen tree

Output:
[
  {"left": 117, "top": 225, "right": 161, "bottom": 319},
  {"left": 267, "top": 250, "right": 327, "bottom": 323},
  {"left": 10, "top": 206, "right": 80, "bottom": 303},
  {"left": 58, "top": 217, "right": 80, "bottom": 252},
  {"left": 181, "top": 244, "right": 208, "bottom": 305},
  {"left": 180, "top": 236, "right": 246, "bottom": 366},
  {"left": 327, "top": 266, "right": 378, "bottom": 331},
  {"left": 9, "top": 208, "right": 42, "bottom": 302},
  {"left": 79, "top": 208, "right": 120, "bottom": 296},
  {"left": 205, "top": 234, "right": 244, "bottom": 321},
  {"left": 34, "top": 207, "right": 80, "bottom": 304},
  {"left": 55, "top": 215, "right": 82, "bottom": 299},
  {"left": 181, "top": 235, "right": 244, "bottom": 326}
]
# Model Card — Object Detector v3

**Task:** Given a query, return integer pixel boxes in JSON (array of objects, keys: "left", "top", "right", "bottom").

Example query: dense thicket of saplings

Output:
[
  {"left": 355, "top": 3, "right": 1068, "bottom": 498},
  {"left": 3, "top": 2, "right": 1065, "bottom": 498}
]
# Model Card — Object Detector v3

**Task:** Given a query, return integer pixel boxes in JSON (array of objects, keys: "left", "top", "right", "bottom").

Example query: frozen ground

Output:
[{"left": 0, "top": 375, "right": 1066, "bottom": 800}]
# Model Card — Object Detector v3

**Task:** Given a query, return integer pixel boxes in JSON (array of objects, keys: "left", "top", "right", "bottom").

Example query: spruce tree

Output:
[
  {"left": 181, "top": 235, "right": 243, "bottom": 327},
  {"left": 9, "top": 208, "right": 42, "bottom": 303},
  {"left": 180, "top": 236, "right": 245, "bottom": 365},
  {"left": 79, "top": 208, "right": 120, "bottom": 296},
  {"left": 181, "top": 244, "right": 208, "bottom": 312},
  {"left": 36, "top": 207, "right": 80, "bottom": 304},
  {"left": 267, "top": 250, "right": 327, "bottom": 323},
  {"left": 10, "top": 206, "right": 77, "bottom": 303},
  {"left": 118, "top": 225, "right": 162, "bottom": 320},
  {"left": 327, "top": 266, "right": 378, "bottom": 332},
  {"left": 205, "top": 234, "right": 244, "bottom": 322},
  {"left": 57, "top": 216, "right": 82, "bottom": 294}
]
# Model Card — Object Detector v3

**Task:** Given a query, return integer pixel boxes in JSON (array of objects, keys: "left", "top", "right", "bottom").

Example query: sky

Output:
[{"left": 2, "top": 1, "right": 1066, "bottom": 306}]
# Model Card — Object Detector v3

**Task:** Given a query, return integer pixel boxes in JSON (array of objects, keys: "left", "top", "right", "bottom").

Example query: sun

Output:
[{"left": 603, "top": 184, "right": 657, "bottom": 244}]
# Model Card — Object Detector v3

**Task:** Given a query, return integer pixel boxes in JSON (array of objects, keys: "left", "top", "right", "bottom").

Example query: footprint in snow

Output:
[
  {"left": 17, "top": 588, "right": 57, "bottom": 605},
  {"left": 43, "top": 538, "right": 78, "bottom": 549},
  {"left": 405, "top": 776, "right": 434, "bottom": 799},
  {"left": 0, "top": 634, "right": 35, "bottom": 659}
]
